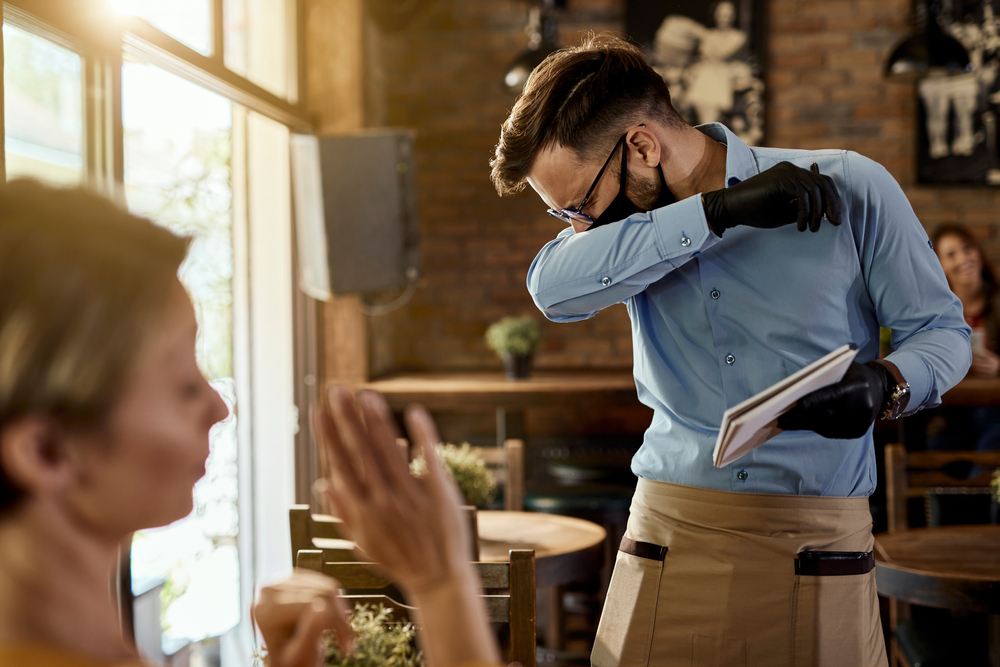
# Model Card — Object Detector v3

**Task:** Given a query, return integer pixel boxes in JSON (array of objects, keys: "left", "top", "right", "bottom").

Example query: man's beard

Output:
[{"left": 611, "top": 166, "right": 662, "bottom": 211}]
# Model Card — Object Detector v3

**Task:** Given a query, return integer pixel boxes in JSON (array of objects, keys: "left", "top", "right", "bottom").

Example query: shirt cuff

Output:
[
  {"left": 883, "top": 349, "right": 932, "bottom": 414},
  {"left": 649, "top": 193, "right": 722, "bottom": 265}
]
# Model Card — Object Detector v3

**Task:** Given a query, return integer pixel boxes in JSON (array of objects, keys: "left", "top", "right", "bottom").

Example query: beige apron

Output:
[{"left": 592, "top": 479, "right": 887, "bottom": 667}]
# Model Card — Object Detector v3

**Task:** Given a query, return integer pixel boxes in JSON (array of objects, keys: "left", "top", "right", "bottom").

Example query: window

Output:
[
  {"left": 123, "top": 61, "right": 240, "bottom": 649},
  {"left": 3, "top": 23, "right": 83, "bottom": 184},
  {"left": 0, "top": 1, "right": 312, "bottom": 664},
  {"left": 109, "top": 0, "right": 212, "bottom": 55}
]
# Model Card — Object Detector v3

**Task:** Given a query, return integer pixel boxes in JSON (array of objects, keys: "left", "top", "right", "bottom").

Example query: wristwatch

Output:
[{"left": 875, "top": 361, "right": 910, "bottom": 420}]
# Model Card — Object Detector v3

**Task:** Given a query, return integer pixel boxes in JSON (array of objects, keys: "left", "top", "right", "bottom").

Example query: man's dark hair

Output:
[{"left": 490, "top": 33, "right": 686, "bottom": 196}]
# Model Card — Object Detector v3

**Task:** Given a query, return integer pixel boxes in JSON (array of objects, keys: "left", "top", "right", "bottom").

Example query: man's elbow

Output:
[{"left": 529, "top": 291, "right": 593, "bottom": 323}]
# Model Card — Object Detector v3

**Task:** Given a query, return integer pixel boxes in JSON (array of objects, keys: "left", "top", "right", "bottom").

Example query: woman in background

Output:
[
  {"left": 0, "top": 180, "right": 499, "bottom": 667},
  {"left": 930, "top": 223, "right": 1000, "bottom": 452}
]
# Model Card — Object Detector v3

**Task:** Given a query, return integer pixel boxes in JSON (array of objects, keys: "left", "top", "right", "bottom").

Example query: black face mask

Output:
[{"left": 588, "top": 143, "right": 676, "bottom": 230}]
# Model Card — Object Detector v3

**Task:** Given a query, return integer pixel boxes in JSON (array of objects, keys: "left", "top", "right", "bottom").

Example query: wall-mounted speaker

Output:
[{"left": 291, "top": 128, "right": 419, "bottom": 300}]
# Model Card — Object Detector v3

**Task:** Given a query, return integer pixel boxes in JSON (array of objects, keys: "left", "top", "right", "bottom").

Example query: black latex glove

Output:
[
  {"left": 777, "top": 361, "right": 894, "bottom": 439},
  {"left": 702, "top": 162, "right": 843, "bottom": 236}
]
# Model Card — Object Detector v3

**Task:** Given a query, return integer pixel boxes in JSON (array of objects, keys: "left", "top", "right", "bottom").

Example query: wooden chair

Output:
[
  {"left": 289, "top": 505, "right": 355, "bottom": 566},
  {"left": 881, "top": 444, "right": 1000, "bottom": 667},
  {"left": 292, "top": 504, "right": 482, "bottom": 564},
  {"left": 475, "top": 439, "right": 524, "bottom": 511},
  {"left": 297, "top": 548, "right": 537, "bottom": 667}
]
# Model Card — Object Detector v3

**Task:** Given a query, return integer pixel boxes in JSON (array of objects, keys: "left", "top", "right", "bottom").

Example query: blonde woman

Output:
[{"left": 0, "top": 181, "right": 499, "bottom": 667}]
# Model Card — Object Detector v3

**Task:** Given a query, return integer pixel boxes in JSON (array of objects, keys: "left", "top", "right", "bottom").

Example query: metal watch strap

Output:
[{"left": 876, "top": 360, "right": 910, "bottom": 419}]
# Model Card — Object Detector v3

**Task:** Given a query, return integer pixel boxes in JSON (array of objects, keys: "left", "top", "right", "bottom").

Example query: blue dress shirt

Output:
[{"left": 526, "top": 123, "right": 971, "bottom": 497}]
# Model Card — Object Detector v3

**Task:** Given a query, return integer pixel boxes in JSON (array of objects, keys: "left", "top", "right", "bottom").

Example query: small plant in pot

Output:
[
  {"left": 485, "top": 315, "right": 542, "bottom": 380},
  {"left": 410, "top": 442, "right": 498, "bottom": 508}
]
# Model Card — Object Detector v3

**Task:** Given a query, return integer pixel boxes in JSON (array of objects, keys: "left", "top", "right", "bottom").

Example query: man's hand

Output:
[
  {"left": 253, "top": 570, "right": 354, "bottom": 667},
  {"left": 702, "top": 162, "right": 842, "bottom": 235},
  {"left": 777, "top": 362, "right": 889, "bottom": 439}
]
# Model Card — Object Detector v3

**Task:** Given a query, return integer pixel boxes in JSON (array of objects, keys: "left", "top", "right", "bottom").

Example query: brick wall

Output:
[
  {"left": 332, "top": 0, "right": 1000, "bottom": 440},
  {"left": 365, "top": 0, "right": 630, "bottom": 380}
]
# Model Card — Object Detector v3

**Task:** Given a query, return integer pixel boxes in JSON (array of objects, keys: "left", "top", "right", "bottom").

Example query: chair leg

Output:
[
  {"left": 509, "top": 550, "right": 537, "bottom": 667},
  {"left": 544, "top": 585, "right": 565, "bottom": 650}
]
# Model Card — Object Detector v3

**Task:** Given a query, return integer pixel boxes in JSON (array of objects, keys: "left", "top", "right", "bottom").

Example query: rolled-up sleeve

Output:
[
  {"left": 848, "top": 153, "right": 972, "bottom": 413},
  {"left": 527, "top": 193, "right": 721, "bottom": 321}
]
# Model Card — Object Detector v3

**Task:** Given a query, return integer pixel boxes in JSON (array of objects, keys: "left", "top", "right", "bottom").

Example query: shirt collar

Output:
[{"left": 694, "top": 122, "right": 759, "bottom": 186}]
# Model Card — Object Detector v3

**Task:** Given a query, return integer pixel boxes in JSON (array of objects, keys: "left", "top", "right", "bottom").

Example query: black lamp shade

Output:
[
  {"left": 885, "top": 29, "right": 972, "bottom": 77},
  {"left": 884, "top": 1, "right": 972, "bottom": 78}
]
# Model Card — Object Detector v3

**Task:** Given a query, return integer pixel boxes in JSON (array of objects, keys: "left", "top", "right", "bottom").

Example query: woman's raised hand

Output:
[{"left": 312, "top": 387, "right": 471, "bottom": 596}]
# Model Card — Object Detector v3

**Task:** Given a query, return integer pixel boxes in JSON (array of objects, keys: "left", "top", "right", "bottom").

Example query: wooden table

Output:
[
  {"left": 874, "top": 525, "right": 1000, "bottom": 666},
  {"left": 898, "top": 377, "right": 1000, "bottom": 446},
  {"left": 477, "top": 510, "right": 606, "bottom": 587},
  {"left": 478, "top": 510, "right": 606, "bottom": 649},
  {"left": 361, "top": 371, "right": 641, "bottom": 446},
  {"left": 941, "top": 378, "right": 1000, "bottom": 406}
]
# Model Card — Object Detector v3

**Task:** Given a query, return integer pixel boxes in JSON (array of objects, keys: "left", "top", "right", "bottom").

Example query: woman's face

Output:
[
  {"left": 64, "top": 280, "right": 229, "bottom": 538},
  {"left": 715, "top": 2, "right": 736, "bottom": 28},
  {"left": 935, "top": 232, "right": 983, "bottom": 292}
]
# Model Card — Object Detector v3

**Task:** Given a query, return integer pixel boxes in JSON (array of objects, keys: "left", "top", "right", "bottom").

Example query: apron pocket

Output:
[
  {"left": 591, "top": 537, "right": 667, "bottom": 667},
  {"left": 791, "top": 551, "right": 883, "bottom": 667}
]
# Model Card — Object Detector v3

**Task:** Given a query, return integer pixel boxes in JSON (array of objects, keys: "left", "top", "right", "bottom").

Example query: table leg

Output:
[
  {"left": 544, "top": 584, "right": 566, "bottom": 650},
  {"left": 989, "top": 613, "right": 999, "bottom": 667},
  {"left": 496, "top": 406, "right": 525, "bottom": 448}
]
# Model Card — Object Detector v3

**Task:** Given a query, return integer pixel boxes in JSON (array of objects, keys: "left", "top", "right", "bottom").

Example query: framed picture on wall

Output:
[
  {"left": 625, "top": 0, "right": 767, "bottom": 146},
  {"left": 917, "top": 0, "right": 1000, "bottom": 185}
]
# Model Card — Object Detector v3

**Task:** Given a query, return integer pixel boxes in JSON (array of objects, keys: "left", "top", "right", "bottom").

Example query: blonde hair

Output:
[{"left": 0, "top": 179, "right": 189, "bottom": 512}]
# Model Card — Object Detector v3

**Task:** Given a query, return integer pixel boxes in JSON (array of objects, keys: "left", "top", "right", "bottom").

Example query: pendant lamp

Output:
[
  {"left": 884, "top": 0, "right": 972, "bottom": 78},
  {"left": 504, "top": 1, "right": 562, "bottom": 93}
]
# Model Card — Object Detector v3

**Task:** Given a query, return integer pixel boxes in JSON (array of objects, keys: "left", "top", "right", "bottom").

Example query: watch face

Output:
[{"left": 888, "top": 385, "right": 911, "bottom": 420}]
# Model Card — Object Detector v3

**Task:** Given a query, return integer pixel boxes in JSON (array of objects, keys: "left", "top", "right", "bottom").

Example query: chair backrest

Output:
[
  {"left": 292, "top": 505, "right": 482, "bottom": 564},
  {"left": 884, "top": 444, "right": 1000, "bottom": 532},
  {"left": 297, "top": 549, "right": 537, "bottom": 667},
  {"left": 472, "top": 439, "right": 524, "bottom": 512},
  {"left": 289, "top": 505, "right": 354, "bottom": 565}
]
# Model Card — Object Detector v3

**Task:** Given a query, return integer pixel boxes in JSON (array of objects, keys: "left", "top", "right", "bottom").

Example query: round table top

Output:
[
  {"left": 941, "top": 377, "right": 1000, "bottom": 406},
  {"left": 477, "top": 510, "right": 607, "bottom": 588},
  {"left": 874, "top": 525, "right": 1000, "bottom": 614},
  {"left": 875, "top": 525, "right": 1000, "bottom": 580},
  {"left": 359, "top": 371, "right": 641, "bottom": 410}
]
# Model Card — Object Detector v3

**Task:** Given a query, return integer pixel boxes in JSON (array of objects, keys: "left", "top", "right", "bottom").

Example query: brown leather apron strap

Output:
[
  {"left": 619, "top": 536, "right": 668, "bottom": 561},
  {"left": 795, "top": 550, "right": 875, "bottom": 576}
]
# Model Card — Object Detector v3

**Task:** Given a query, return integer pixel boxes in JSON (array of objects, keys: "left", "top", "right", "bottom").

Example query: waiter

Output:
[{"left": 489, "top": 35, "right": 970, "bottom": 666}]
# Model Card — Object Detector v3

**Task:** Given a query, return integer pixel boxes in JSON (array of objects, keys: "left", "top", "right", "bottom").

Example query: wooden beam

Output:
[{"left": 302, "top": 0, "right": 370, "bottom": 384}]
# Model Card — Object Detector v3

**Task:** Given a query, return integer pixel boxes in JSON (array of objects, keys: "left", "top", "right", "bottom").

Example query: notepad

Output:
[{"left": 712, "top": 344, "right": 859, "bottom": 468}]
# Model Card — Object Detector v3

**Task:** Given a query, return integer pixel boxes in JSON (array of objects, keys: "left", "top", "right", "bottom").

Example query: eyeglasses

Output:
[{"left": 546, "top": 133, "right": 627, "bottom": 225}]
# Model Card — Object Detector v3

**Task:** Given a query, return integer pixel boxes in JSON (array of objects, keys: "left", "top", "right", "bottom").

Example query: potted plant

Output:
[
  {"left": 485, "top": 315, "right": 542, "bottom": 379},
  {"left": 255, "top": 604, "right": 423, "bottom": 667},
  {"left": 410, "top": 442, "right": 497, "bottom": 508}
]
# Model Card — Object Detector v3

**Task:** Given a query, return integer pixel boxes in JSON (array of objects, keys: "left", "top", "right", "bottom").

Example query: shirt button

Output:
[
  {"left": 728, "top": 176, "right": 742, "bottom": 187},
  {"left": 737, "top": 469, "right": 749, "bottom": 481},
  {"left": 726, "top": 354, "right": 735, "bottom": 365},
  {"left": 601, "top": 276, "right": 611, "bottom": 287},
  {"left": 680, "top": 236, "right": 691, "bottom": 247},
  {"left": 711, "top": 289, "right": 721, "bottom": 299}
]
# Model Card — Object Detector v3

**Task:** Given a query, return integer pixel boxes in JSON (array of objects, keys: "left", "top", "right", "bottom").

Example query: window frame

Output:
[{"left": 1, "top": 0, "right": 321, "bottom": 660}]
